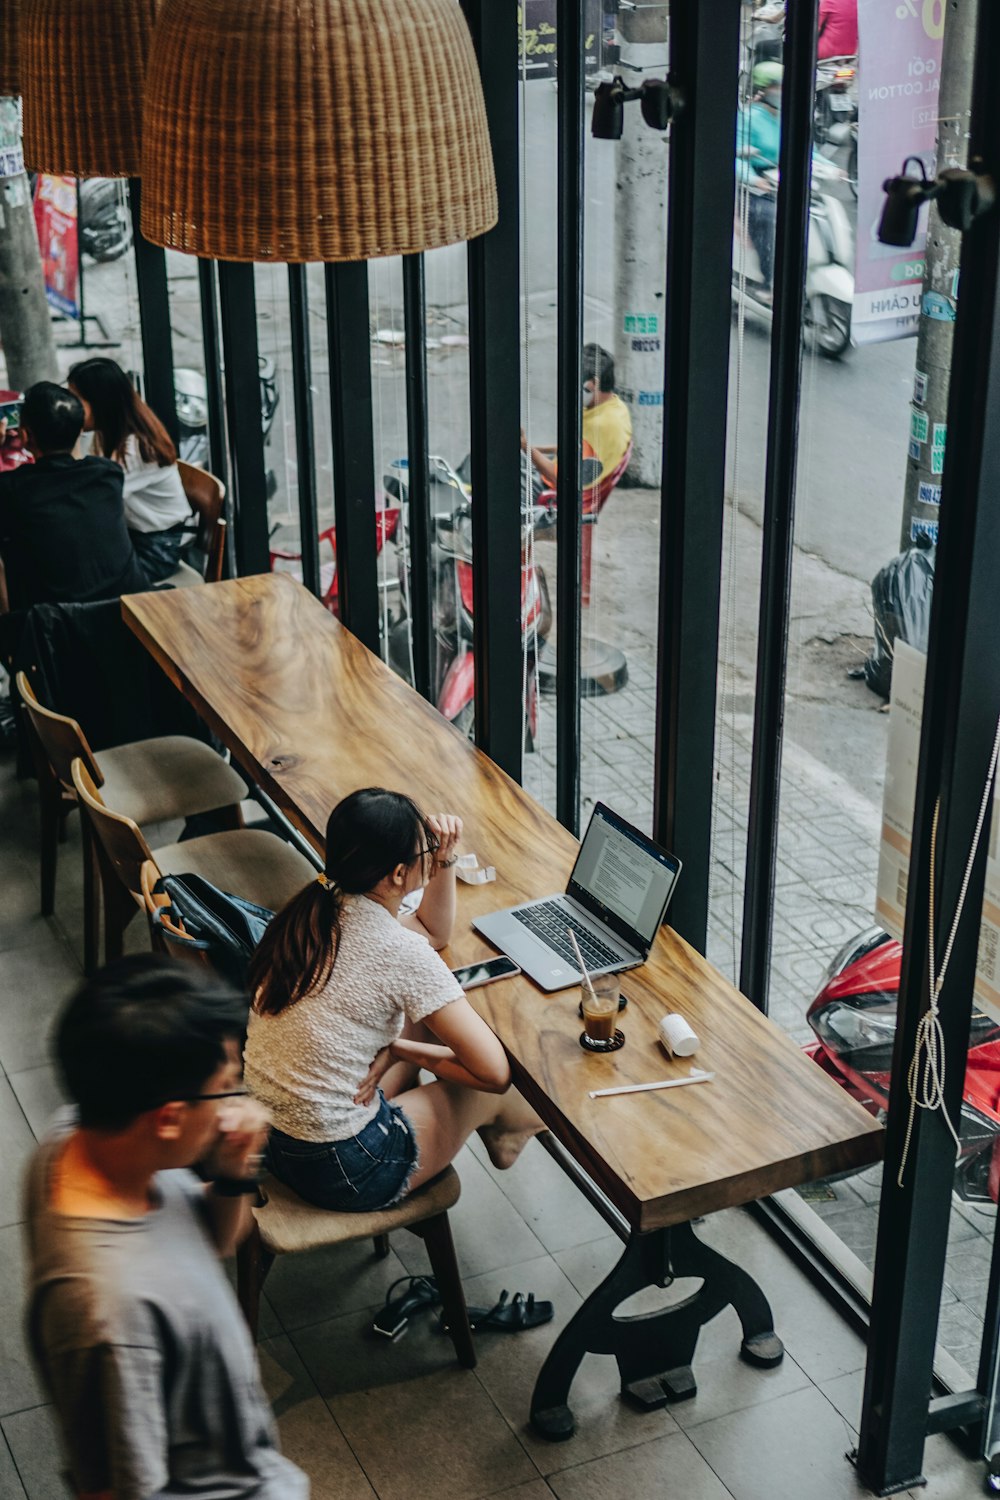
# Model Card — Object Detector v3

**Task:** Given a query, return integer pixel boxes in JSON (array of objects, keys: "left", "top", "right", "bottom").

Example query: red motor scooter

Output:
[{"left": 804, "top": 927, "right": 1000, "bottom": 1203}]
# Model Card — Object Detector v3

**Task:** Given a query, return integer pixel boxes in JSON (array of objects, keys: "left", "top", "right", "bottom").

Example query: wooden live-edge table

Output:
[{"left": 123, "top": 575, "right": 883, "bottom": 1439}]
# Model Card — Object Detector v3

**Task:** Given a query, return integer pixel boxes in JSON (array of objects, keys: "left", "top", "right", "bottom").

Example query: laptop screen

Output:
[{"left": 567, "top": 803, "right": 681, "bottom": 950}]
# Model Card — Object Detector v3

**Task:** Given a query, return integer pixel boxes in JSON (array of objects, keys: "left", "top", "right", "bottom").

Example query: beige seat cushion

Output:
[
  {"left": 153, "top": 828, "right": 316, "bottom": 912},
  {"left": 161, "top": 560, "right": 204, "bottom": 589},
  {"left": 253, "top": 1166, "right": 461, "bottom": 1256},
  {"left": 99, "top": 737, "right": 247, "bottom": 825}
]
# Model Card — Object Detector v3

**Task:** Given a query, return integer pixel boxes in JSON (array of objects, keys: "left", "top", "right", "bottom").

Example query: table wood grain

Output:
[{"left": 123, "top": 574, "right": 883, "bottom": 1232}]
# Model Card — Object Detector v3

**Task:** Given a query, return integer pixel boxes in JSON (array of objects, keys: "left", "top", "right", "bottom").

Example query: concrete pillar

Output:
[{"left": 612, "top": 9, "right": 669, "bottom": 486}]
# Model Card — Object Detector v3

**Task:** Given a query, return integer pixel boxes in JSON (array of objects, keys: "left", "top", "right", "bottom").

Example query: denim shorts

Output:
[{"left": 266, "top": 1092, "right": 419, "bottom": 1212}]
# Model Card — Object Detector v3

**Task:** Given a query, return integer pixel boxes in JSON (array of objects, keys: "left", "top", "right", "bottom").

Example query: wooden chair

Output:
[
  {"left": 16, "top": 672, "right": 248, "bottom": 974},
  {"left": 163, "top": 462, "right": 227, "bottom": 587},
  {"left": 236, "top": 1166, "right": 476, "bottom": 1368},
  {"left": 71, "top": 757, "right": 315, "bottom": 966},
  {"left": 537, "top": 440, "right": 633, "bottom": 606}
]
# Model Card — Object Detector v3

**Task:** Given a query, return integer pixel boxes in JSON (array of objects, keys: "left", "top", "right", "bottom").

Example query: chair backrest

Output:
[
  {"left": 15, "top": 671, "right": 102, "bottom": 792},
  {"left": 206, "top": 516, "right": 227, "bottom": 584},
  {"left": 177, "top": 461, "right": 226, "bottom": 556},
  {"left": 141, "top": 857, "right": 177, "bottom": 953},
  {"left": 585, "top": 439, "right": 633, "bottom": 517},
  {"left": 71, "top": 757, "right": 156, "bottom": 905}
]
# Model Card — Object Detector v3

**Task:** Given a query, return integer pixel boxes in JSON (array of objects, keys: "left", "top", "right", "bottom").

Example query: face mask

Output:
[{"left": 582, "top": 384, "right": 596, "bottom": 409}]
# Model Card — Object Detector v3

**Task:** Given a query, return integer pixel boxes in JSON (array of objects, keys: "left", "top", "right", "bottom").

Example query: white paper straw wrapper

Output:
[{"left": 658, "top": 1012, "right": 699, "bottom": 1058}]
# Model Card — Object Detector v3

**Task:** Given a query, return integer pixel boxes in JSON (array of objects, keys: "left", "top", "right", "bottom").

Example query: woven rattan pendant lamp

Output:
[
  {"left": 19, "top": 0, "right": 160, "bottom": 175},
  {"left": 141, "top": 0, "right": 498, "bottom": 262}
]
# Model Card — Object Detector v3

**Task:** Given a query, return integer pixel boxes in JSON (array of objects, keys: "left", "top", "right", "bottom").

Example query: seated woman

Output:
[
  {"left": 68, "top": 358, "right": 191, "bottom": 584},
  {"left": 244, "top": 787, "right": 543, "bottom": 1212}
]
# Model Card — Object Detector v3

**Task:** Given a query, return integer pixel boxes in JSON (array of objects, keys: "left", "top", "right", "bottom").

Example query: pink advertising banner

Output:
[{"left": 854, "top": 0, "right": 944, "bottom": 346}]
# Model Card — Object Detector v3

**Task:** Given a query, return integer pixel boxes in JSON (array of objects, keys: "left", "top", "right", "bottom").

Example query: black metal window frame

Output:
[
  {"left": 137, "top": 7, "right": 1000, "bottom": 1487},
  {"left": 128, "top": 176, "right": 179, "bottom": 447},
  {"left": 653, "top": 0, "right": 741, "bottom": 949}
]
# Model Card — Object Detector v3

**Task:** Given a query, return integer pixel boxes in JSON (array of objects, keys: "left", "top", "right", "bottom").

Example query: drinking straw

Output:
[
  {"left": 567, "top": 927, "right": 596, "bottom": 998},
  {"left": 589, "top": 1071, "right": 716, "bottom": 1100}
]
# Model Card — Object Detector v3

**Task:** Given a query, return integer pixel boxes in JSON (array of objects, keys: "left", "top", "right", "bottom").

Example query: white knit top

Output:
[{"left": 243, "top": 895, "right": 462, "bottom": 1142}]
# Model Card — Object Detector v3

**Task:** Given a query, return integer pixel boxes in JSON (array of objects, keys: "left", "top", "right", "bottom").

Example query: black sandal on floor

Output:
[{"left": 441, "top": 1289, "right": 554, "bottom": 1334}]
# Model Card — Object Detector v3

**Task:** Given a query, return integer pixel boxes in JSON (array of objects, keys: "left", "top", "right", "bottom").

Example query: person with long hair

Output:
[
  {"left": 68, "top": 358, "right": 191, "bottom": 583},
  {"left": 243, "top": 788, "right": 543, "bottom": 1213}
]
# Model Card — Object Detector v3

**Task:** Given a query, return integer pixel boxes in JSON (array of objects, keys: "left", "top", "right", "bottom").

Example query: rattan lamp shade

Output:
[
  {"left": 141, "top": 0, "right": 498, "bottom": 263},
  {"left": 0, "top": 0, "right": 20, "bottom": 96},
  {"left": 20, "top": 0, "right": 160, "bottom": 175}
]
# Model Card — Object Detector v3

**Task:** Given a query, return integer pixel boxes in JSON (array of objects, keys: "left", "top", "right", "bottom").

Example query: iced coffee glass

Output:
[{"left": 580, "top": 974, "right": 624, "bottom": 1052}]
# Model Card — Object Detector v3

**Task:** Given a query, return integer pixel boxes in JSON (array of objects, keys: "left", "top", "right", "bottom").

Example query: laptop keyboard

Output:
[{"left": 512, "top": 903, "right": 621, "bottom": 970}]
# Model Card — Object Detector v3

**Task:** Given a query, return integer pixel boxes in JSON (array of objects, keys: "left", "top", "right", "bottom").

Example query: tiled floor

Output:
[{"left": 0, "top": 735, "right": 987, "bottom": 1496}]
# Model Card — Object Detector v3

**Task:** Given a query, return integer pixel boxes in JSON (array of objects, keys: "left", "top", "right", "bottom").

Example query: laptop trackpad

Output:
[{"left": 493, "top": 924, "right": 577, "bottom": 986}]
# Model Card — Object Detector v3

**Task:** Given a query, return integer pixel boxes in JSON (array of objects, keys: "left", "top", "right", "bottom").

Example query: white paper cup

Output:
[{"left": 658, "top": 1012, "right": 699, "bottom": 1058}]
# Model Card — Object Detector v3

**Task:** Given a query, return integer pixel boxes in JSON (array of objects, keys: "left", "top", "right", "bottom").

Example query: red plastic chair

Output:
[
  {"left": 270, "top": 509, "right": 399, "bottom": 617},
  {"left": 537, "top": 440, "right": 632, "bottom": 606}
]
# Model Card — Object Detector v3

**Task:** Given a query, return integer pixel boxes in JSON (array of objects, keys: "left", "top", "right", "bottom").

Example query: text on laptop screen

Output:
[{"left": 571, "top": 806, "right": 679, "bottom": 942}]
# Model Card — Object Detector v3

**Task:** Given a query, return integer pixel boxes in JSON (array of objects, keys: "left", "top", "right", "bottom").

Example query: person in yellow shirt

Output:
[{"left": 521, "top": 344, "right": 633, "bottom": 493}]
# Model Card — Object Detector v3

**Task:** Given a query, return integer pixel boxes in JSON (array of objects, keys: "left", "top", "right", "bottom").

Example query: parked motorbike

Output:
[
  {"left": 814, "top": 54, "right": 858, "bottom": 200},
  {"left": 804, "top": 927, "right": 1000, "bottom": 1204},
  {"left": 384, "top": 455, "right": 553, "bottom": 749},
  {"left": 78, "top": 178, "right": 133, "bottom": 263},
  {"left": 813, "top": 54, "right": 858, "bottom": 147},
  {"left": 174, "top": 358, "right": 279, "bottom": 499},
  {"left": 732, "top": 157, "right": 855, "bottom": 358}
]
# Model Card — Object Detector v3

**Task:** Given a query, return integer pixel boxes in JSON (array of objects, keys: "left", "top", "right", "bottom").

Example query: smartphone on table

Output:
[{"left": 451, "top": 956, "right": 521, "bottom": 990}]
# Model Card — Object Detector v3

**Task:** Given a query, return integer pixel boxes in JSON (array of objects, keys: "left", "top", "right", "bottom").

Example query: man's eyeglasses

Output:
[{"left": 180, "top": 1088, "right": 249, "bottom": 1104}]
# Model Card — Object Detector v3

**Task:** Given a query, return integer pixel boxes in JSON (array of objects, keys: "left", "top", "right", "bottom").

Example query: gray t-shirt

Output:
[{"left": 23, "top": 1114, "right": 309, "bottom": 1500}]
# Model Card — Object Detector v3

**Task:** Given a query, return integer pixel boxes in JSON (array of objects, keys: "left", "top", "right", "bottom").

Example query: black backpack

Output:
[{"left": 151, "top": 872, "right": 274, "bottom": 990}]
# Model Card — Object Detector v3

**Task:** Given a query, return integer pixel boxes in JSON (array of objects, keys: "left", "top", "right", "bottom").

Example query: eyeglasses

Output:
[
  {"left": 180, "top": 1088, "right": 249, "bottom": 1103},
  {"left": 413, "top": 833, "right": 441, "bottom": 862}
]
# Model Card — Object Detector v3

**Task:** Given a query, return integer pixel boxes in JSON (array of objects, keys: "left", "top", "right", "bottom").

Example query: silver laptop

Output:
[{"left": 473, "top": 802, "right": 682, "bottom": 992}]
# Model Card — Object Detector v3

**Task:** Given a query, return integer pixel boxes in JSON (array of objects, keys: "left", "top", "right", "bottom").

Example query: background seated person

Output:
[
  {"left": 520, "top": 342, "right": 633, "bottom": 496},
  {"left": 244, "top": 787, "right": 544, "bottom": 1213},
  {"left": 69, "top": 358, "right": 192, "bottom": 585},
  {"left": 0, "top": 382, "right": 146, "bottom": 617}
]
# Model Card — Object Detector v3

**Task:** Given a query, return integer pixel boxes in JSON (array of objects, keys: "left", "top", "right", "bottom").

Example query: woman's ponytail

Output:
[
  {"left": 248, "top": 876, "right": 343, "bottom": 1016},
  {"left": 248, "top": 787, "right": 431, "bottom": 1016}
]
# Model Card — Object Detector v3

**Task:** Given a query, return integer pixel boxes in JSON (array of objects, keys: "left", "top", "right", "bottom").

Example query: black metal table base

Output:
[{"left": 530, "top": 1218, "right": 784, "bottom": 1441}]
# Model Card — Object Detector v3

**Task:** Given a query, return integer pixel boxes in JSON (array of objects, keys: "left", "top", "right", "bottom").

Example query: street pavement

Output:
[{"left": 9, "top": 244, "right": 987, "bottom": 1386}]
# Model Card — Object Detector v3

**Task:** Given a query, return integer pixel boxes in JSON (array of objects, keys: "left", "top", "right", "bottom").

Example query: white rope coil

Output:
[{"left": 898, "top": 712, "right": 1000, "bottom": 1186}]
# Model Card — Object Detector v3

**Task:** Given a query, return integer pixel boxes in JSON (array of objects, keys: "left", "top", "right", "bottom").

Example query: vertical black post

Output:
[
  {"left": 652, "top": 0, "right": 741, "bottom": 950},
  {"left": 287, "top": 264, "right": 320, "bottom": 599},
  {"left": 197, "top": 258, "right": 229, "bottom": 493},
  {"left": 979, "top": 1221, "right": 1000, "bottom": 1470},
  {"left": 128, "top": 177, "right": 178, "bottom": 445},
  {"left": 857, "top": 4, "right": 1000, "bottom": 1490},
  {"left": 462, "top": 0, "right": 524, "bottom": 781},
  {"left": 402, "top": 253, "right": 434, "bottom": 702},
  {"left": 217, "top": 261, "right": 270, "bottom": 576},
  {"left": 739, "top": 0, "right": 818, "bottom": 1011},
  {"left": 555, "top": 0, "right": 584, "bottom": 835},
  {"left": 325, "top": 261, "right": 380, "bottom": 653}
]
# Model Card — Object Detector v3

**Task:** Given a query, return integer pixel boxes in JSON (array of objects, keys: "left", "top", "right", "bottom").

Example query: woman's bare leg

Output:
[{"left": 396, "top": 1079, "right": 544, "bottom": 1191}]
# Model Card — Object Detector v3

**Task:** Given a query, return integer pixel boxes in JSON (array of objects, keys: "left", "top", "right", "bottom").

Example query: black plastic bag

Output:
[
  {"left": 155, "top": 873, "right": 274, "bottom": 991},
  {"left": 864, "top": 541, "right": 935, "bottom": 699}
]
